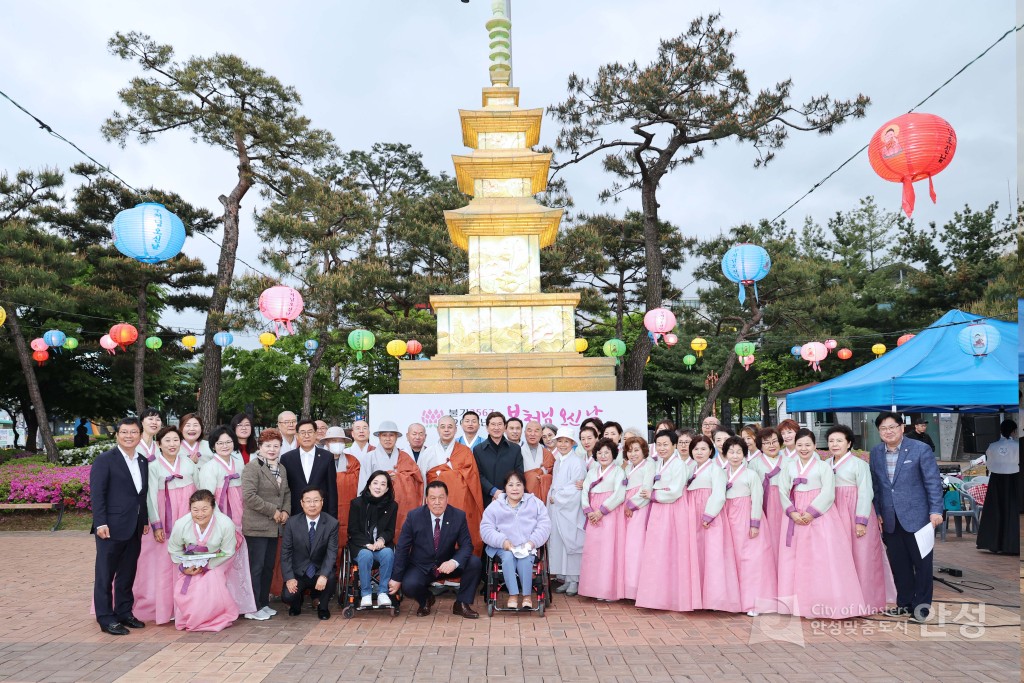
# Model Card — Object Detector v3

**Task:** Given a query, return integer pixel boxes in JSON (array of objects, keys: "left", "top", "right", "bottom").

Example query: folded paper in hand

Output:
[{"left": 174, "top": 552, "right": 219, "bottom": 568}]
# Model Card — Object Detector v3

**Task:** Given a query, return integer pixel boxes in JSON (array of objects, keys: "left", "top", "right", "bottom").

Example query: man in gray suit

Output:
[
  {"left": 281, "top": 485, "right": 339, "bottom": 620},
  {"left": 869, "top": 412, "right": 943, "bottom": 623}
]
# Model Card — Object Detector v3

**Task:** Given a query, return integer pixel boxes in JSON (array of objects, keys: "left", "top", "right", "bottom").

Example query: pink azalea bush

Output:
[{"left": 0, "top": 463, "right": 92, "bottom": 509}]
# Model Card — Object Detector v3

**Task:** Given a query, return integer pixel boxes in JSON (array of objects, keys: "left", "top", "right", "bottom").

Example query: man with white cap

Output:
[
  {"left": 546, "top": 426, "right": 587, "bottom": 596},
  {"left": 324, "top": 426, "right": 360, "bottom": 556},
  {"left": 368, "top": 421, "right": 424, "bottom": 539}
]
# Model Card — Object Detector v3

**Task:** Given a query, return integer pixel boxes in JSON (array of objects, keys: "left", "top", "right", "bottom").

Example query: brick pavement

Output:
[{"left": 0, "top": 531, "right": 1017, "bottom": 682}]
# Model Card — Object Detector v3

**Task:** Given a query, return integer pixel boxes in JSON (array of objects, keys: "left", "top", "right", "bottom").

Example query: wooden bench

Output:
[{"left": 0, "top": 501, "right": 66, "bottom": 531}]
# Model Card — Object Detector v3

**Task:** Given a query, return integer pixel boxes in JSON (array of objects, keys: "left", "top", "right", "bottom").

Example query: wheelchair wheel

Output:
[
  {"left": 487, "top": 602, "right": 494, "bottom": 617},
  {"left": 391, "top": 604, "right": 400, "bottom": 617},
  {"left": 537, "top": 600, "right": 545, "bottom": 617},
  {"left": 342, "top": 605, "right": 355, "bottom": 619}
]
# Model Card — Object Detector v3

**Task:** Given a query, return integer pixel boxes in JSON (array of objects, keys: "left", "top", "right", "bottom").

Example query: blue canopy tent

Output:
[
  {"left": 1018, "top": 298, "right": 1023, "bottom": 380},
  {"left": 787, "top": 309, "right": 1018, "bottom": 414}
]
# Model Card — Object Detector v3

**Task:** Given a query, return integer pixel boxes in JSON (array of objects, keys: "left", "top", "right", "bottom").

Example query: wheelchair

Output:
[
  {"left": 484, "top": 545, "right": 551, "bottom": 617},
  {"left": 338, "top": 547, "right": 401, "bottom": 618}
]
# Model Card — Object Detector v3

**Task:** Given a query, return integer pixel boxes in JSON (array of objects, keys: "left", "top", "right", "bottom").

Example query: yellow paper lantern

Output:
[
  {"left": 259, "top": 332, "right": 277, "bottom": 351},
  {"left": 574, "top": 338, "right": 588, "bottom": 353},
  {"left": 871, "top": 343, "right": 886, "bottom": 358},
  {"left": 0, "top": 305, "right": 6, "bottom": 327},
  {"left": 386, "top": 339, "right": 408, "bottom": 358},
  {"left": 182, "top": 334, "right": 198, "bottom": 352},
  {"left": 690, "top": 337, "right": 708, "bottom": 358}
]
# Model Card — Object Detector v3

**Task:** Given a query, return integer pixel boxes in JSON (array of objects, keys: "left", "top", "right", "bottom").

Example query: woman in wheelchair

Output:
[
  {"left": 347, "top": 470, "right": 398, "bottom": 608},
  {"left": 480, "top": 471, "right": 551, "bottom": 609}
]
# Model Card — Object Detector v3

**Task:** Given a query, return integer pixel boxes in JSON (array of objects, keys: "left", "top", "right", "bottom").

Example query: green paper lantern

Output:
[
  {"left": 145, "top": 336, "right": 163, "bottom": 350},
  {"left": 682, "top": 354, "right": 697, "bottom": 370},
  {"left": 734, "top": 341, "right": 756, "bottom": 357},
  {"left": 602, "top": 338, "right": 626, "bottom": 365},
  {"left": 62, "top": 337, "right": 79, "bottom": 351},
  {"left": 347, "top": 329, "right": 376, "bottom": 361}
]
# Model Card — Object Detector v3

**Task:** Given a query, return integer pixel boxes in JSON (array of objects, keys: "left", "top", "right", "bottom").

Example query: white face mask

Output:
[{"left": 327, "top": 442, "right": 344, "bottom": 455}]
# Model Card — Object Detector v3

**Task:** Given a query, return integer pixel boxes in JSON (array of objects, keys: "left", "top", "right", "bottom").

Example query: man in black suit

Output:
[
  {"left": 90, "top": 417, "right": 150, "bottom": 635},
  {"left": 280, "top": 417, "right": 338, "bottom": 519},
  {"left": 474, "top": 411, "right": 525, "bottom": 506},
  {"left": 280, "top": 485, "right": 339, "bottom": 620},
  {"left": 388, "top": 480, "right": 481, "bottom": 618}
]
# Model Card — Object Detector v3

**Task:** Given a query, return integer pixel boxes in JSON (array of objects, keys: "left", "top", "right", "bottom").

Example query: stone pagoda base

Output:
[{"left": 398, "top": 353, "right": 617, "bottom": 394}]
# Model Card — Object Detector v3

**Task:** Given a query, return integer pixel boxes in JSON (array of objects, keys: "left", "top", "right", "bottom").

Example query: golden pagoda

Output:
[{"left": 398, "top": 1, "right": 616, "bottom": 394}]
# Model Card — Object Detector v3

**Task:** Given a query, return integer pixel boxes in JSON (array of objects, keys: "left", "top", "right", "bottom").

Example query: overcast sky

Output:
[{"left": 1, "top": 1, "right": 1017, "bottom": 340}]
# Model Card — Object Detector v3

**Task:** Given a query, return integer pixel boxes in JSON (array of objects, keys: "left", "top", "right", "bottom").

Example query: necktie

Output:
[
  {"left": 306, "top": 521, "right": 317, "bottom": 578},
  {"left": 433, "top": 517, "right": 441, "bottom": 552}
]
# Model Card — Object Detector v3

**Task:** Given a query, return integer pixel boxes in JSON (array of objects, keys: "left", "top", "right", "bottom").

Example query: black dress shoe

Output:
[
  {"left": 121, "top": 616, "right": 145, "bottom": 629},
  {"left": 883, "top": 606, "right": 910, "bottom": 617},
  {"left": 426, "top": 592, "right": 436, "bottom": 610},
  {"left": 102, "top": 623, "right": 130, "bottom": 636},
  {"left": 452, "top": 601, "right": 479, "bottom": 619},
  {"left": 318, "top": 609, "right": 331, "bottom": 620},
  {"left": 288, "top": 606, "right": 301, "bottom": 617}
]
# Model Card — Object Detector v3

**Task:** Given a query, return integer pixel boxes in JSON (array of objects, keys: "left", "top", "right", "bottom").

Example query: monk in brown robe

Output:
[
  {"left": 521, "top": 420, "right": 555, "bottom": 503},
  {"left": 418, "top": 416, "right": 485, "bottom": 553},
  {"left": 367, "top": 421, "right": 423, "bottom": 540},
  {"left": 323, "top": 426, "right": 360, "bottom": 563}
]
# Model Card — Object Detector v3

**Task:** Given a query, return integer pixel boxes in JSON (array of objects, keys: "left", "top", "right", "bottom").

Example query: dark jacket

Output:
[
  {"left": 906, "top": 430, "right": 936, "bottom": 452},
  {"left": 280, "top": 446, "right": 338, "bottom": 519},
  {"left": 347, "top": 493, "right": 398, "bottom": 555},
  {"left": 90, "top": 446, "right": 149, "bottom": 540},
  {"left": 281, "top": 511, "right": 339, "bottom": 581},
  {"left": 473, "top": 436, "right": 525, "bottom": 503},
  {"left": 392, "top": 504, "right": 473, "bottom": 582}
]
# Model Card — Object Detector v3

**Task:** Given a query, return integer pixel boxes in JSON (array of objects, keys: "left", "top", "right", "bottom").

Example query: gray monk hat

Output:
[{"left": 373, "top": 420, "right": 401, "bottom": 437}]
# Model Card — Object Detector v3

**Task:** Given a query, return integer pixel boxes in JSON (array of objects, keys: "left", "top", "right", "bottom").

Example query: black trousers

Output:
[
  {"left": 281, "top": 572, "right": 337, "bottom": 611},
  {"left": 93, "top": 532, "right": 142, "bottom": 627},
  {"left": 401, "top": 555, "right": 482, "bottom": 606},
  {"left": 882, "top": 518, "right": 933, "bottom": 615},
  {"left": 246, "top": 535, "right": 278, "bottom": 610}
]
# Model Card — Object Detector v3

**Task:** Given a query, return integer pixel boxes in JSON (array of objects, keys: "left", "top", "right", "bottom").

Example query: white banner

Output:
[{"left": 368, "top": 390, "right": 648, "bottom": 447}]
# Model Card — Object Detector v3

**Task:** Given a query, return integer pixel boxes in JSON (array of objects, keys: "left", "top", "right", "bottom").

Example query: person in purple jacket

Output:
[{"left": 479, "top": 471, "right": 551, "bottom": 610}]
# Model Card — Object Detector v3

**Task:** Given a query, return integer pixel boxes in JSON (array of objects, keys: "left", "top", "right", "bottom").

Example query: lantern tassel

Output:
[
  {"left": 752, "top": 281, "right": 760, "bottom": 304},
  {"left": 928, "top": 175, "right": 937, "bottom": 203},
  {"left": 284, "top": 320, "right": 294, "bottom": 335},
  {"left": 356, "top": 351, "right": 363, "bottom": 362},
  {"left": 901, "top": 177, "right": 916, "bottom": 217},
  {"left": 737, "top": 283, "right": 746, "bottom": 305}
]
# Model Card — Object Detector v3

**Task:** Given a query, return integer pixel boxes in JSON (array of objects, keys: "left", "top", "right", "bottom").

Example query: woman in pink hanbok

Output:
[
  {"left": 167, "top": 489, "right": 238, "bottom": 632},
  {"left": 748, "top": 427, "right": 785, "bottom": 567},
  {"left": 197, "top": 426, "right": 258, "bottom": 618},
  {"left": 688, "top": 435, "right": 741, "bottom": 613},
  {"left": 721, "top": 436, "right": 777, "bottom": 617},
  {"left": 132, "top": 426, "right": 198, "bottom": 624},
  {"left": 635, "top": 430, "right": 701, "bottom": 612},
  {"left": 620, "top": 436, "right": 650, "bottom": 600},
  {"left": 777, "top": 429, "right": 867, "bottom": 619},
  {"left": 826, "top": 425, "right": 896, "bottom": 612},
  {"left": 579, "top": 439, "right": 627, "bottom": 601}
]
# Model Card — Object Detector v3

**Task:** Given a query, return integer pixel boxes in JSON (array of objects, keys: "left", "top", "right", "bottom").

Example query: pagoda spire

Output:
[{"left": 487, "top": 0, "right": 512, "bottom": 86}]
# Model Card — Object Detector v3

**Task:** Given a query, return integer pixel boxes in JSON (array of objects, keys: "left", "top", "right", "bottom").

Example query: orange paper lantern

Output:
[
  {"left": 837, "top": 348, "right": 853, "bottom": 360},
  {"left": 109, "top": 323, "right": 139, "bottom": 351},
  {"left": 867, "top": 113, "right": 956, "bottom": 217}
]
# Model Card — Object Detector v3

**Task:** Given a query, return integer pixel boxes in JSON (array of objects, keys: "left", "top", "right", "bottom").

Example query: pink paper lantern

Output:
[
  {"left": 100, "top": 334, "right": 118, "bottom": 355},
  {"left": 259, "top": 285, "right": 304, "bottom": 334},
  {"left": 643, "top": 308, "right": 676, "bottom": 334},
  {"left": 663, "top": 333, "right": 679, "bottom": 347},
  {"left": 801, "top": 341, "right": 828, "bottom": 372},
  {"left": 897, "top": 334, "right": 915, "bottom": 346},
  {"left": 824, "top": 339, "right": 837, "bottom": 350},
  {"left": 406, "top": 339, "right": 423, "bottom": 356},
  {"left": 29, "top": 338, "right": 48, "bottom": 352},
  {"left": 741, "top": 355, "right": 755, "bottom": 371}
]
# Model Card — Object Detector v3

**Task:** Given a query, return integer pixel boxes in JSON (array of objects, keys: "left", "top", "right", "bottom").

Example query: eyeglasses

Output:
[
  {"left": 761, "top": 439, "right": 779, "bottom": 446},
  {"left": 302, "top": 498, "right": 323, "bottom": 504},
  {"left": 118, "top": 430, "right": 141, "bottom": 436},
  {"left": 278, "top": 420, "right": 297, "bottom": 425},
  {"left": 879, "top": 424, "right": 902, "bottom": 432},
  {"left": 215, "top": 439, "right": 234, "bottom": 446}
]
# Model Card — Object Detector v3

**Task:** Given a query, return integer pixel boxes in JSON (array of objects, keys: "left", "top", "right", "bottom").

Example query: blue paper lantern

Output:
[
  {"left": 111, "top": 202, "right": 187, "bottom": 264},
  {"left": 304, "top": 339, "right": 319, "bottom": 356},
  {"left": 721, "top": 244, "right": 771, "bottom": 305},
  {"left": 43, "top": 329, "right": 67, "bottom": 349},
  {"left": 213, "top": 331, "right": 233, "bottom": 348},
  {"left": 790, "top": 345, "right": 802, "bottom": 358},
  {"left": 957, "top": 323, "right": 1000, "bottom": 357}
]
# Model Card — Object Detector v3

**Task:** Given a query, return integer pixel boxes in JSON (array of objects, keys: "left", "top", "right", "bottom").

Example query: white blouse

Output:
[
  {"left": 832, "top": 452, "right": 874, "bottom": 524},
  {"left": 581, "top": 462, "right": 626, "bottom": 515},
  {"left": 687, "top": 459, "right": 727, "bottom": 521},
  {"left": 777, "top": 456, "right": 835, "bottom": 517}
]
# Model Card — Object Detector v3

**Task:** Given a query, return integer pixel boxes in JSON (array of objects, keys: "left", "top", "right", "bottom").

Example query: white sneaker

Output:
[
  {"left": 243, "top": 611, "right": 269, "bottom": 621},
  {"left": 262, "top": 606, "right": 277, "bottom": 616},
  {"left": 256, "top": 606, "right": 274, "bottom": 618},
  {"left": 746, "top": 610, "right": 759, "bottom": 617},
  {"left": 377, "top": 593, "right": 392, "bottom": 607},
  {"left": 359, "top": 594, "right": 373, "bottom": 608}
]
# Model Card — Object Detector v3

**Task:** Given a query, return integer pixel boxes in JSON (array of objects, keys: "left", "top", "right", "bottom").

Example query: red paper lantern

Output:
[
  {"left": 897, "top": 334, "right": 915, "bottom": 347},
  {"left": 837, "top": 348, "right": 853, "bottom": 360},
  {"left": 259, "top": 285, "right": 304, "bottom": 335},
  {"left": 32, "top": 349, "right": 49, "bottom": 366},
  {"left": 868, "top": 113, "right": 956, "bottom": 217},
  {"left": 109, "top": 323, "right": 139, "bottom": 351},
  {"left": 406, "top": 339, "right": 423, "bottom": 356}
]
